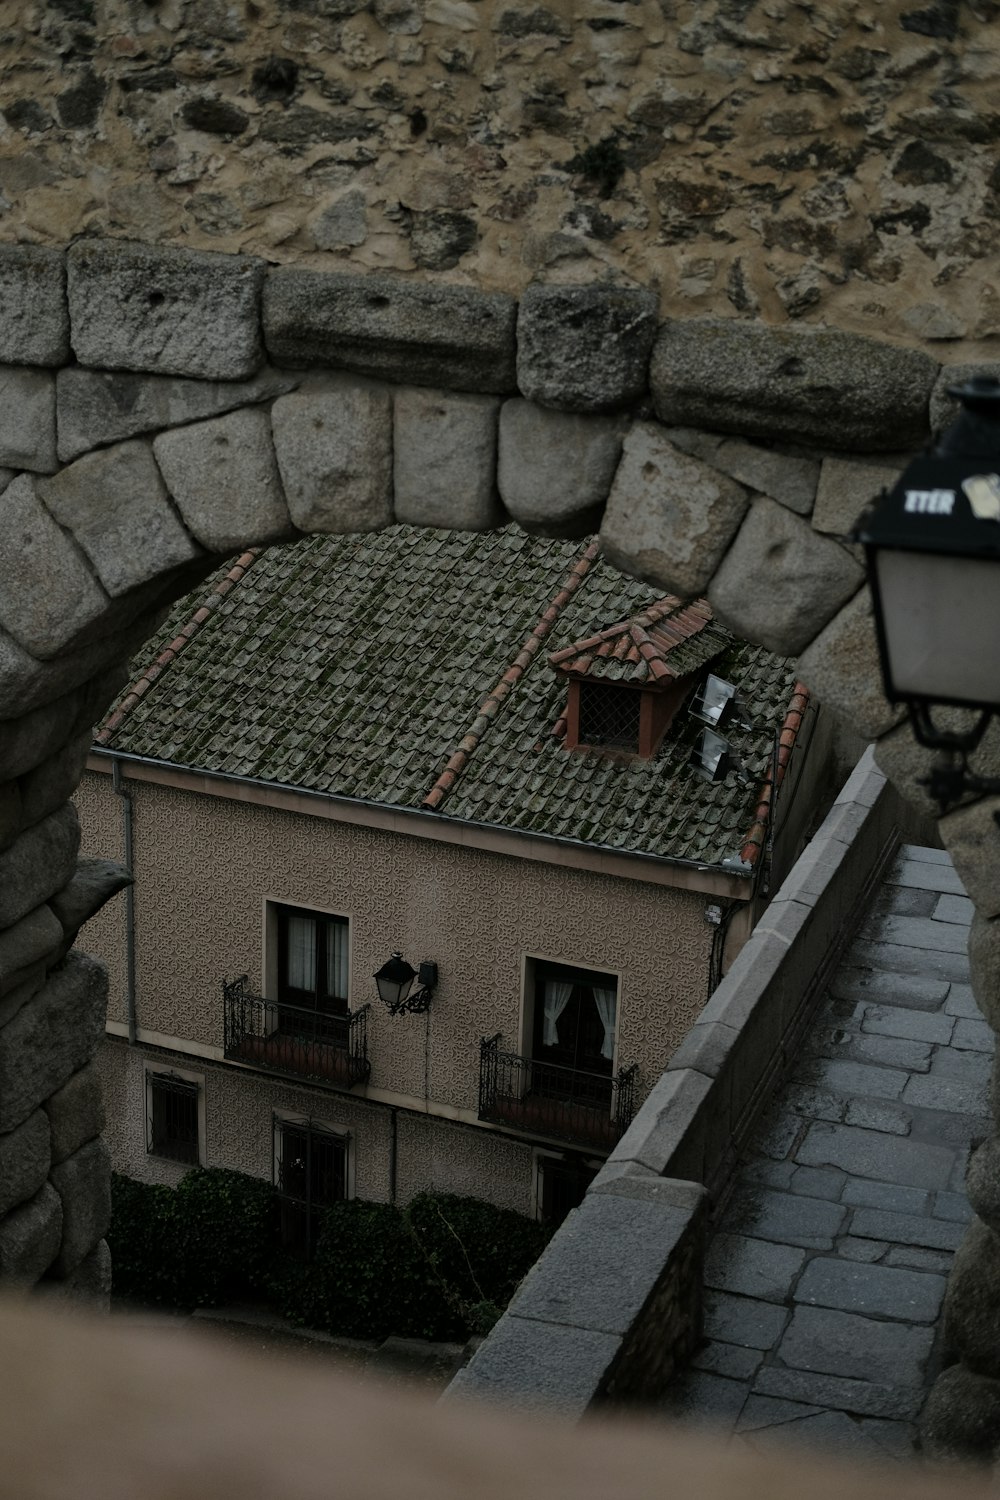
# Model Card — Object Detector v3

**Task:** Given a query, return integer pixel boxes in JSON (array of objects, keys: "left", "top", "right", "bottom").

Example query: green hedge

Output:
[{"left": 109, "top": 1170, "right": 551, "bottom": 1340}]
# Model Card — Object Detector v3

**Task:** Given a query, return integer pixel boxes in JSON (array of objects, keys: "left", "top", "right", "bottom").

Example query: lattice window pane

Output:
[
  {"left": 148, "top": 1073, "right": 199, "bottom": 1163},
  {"left": 578, "top": 682, "right": 640, "bottom": 750}
]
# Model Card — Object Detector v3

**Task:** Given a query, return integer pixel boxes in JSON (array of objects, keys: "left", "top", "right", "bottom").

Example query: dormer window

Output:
[{"left": 550, "top": 596, "right": 729, "bottom": 762}]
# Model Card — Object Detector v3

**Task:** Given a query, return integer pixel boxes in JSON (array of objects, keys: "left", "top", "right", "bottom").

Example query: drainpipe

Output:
[{"left": 112, "top": 758, "right": 138, "bottom": 1045}]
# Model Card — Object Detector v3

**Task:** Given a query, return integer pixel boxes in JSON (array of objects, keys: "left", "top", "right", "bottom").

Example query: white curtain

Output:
[
  {"left": 286, "top": 915, "right": 316, "bottom": 991},
  {"left": 327, "top": 919, "right": 349, "bottom": 1001},
  {"left": 592, "top": 986, "right": 617, "bottom": 1062},
  {"left": 542, "top": 979, "right": 573, "bottom": 1046}
]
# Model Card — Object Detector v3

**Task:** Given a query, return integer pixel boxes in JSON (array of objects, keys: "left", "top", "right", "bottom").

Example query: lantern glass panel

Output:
[{"left": 875, "top": 549, "right": 1000, "bottom": 710}]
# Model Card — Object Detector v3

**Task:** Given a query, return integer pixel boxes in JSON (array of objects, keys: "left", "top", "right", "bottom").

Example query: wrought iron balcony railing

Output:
[
  {"left": 223, "top": 976, "right": 371, "bottom": 1088},
  {"left": 478, "top": 1034, "right": 638, "bottom": 1150}
]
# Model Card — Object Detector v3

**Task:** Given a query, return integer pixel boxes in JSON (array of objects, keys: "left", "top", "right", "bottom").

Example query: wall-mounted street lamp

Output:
[
  {"left": 857, "top": 373, "right": 1000, "bottom": 812},
  {"left": 374, "top": 952, "right": 438, "bottom": 1016}
]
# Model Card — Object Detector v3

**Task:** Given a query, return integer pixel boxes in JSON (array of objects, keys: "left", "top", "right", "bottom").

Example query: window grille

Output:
[
  {"left": 274, "top": 1117, "right": 348, "bottom": 1258},
  {"left": 147, "top": 1072, "right": 199, "bottom": 1164},
  {"left": 578, "top": 682, "right": 640, "bottom": 751}
]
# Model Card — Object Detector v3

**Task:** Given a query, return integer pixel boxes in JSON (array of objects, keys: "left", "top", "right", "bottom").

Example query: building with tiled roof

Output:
[{"left": 76, "top": 526, "right": 827, "bottom": 1232}]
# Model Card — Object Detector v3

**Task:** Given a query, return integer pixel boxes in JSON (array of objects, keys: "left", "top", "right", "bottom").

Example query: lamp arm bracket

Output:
[{"left": 909, "top": 704, "right": 993, "bottom": 756}]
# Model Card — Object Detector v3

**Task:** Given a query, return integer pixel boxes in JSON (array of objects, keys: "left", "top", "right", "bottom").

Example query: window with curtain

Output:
[
  {"left": 277, "top": 905, "right": 350, "bottom": 1017},
  {"left": 531, "top": 960, "right": 618, "bottom": 1078}
]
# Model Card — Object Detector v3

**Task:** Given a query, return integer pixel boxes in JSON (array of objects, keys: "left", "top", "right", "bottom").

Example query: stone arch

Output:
[{"left": 1, "top": 236, "right": 998, "bottom": 1451}]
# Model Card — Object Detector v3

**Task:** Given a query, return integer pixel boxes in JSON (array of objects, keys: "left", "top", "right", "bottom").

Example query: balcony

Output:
[
  {"left": 478, "top": 1034, "right": 637, "bottom": 1150},
  {"left": 223, "top": 976, "right": 371, "bottom": 1088}
]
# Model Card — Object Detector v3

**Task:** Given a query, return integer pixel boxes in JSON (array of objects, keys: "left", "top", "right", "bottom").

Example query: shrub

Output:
[{"left": 405, "top": 1192, "right": 552, "bottom": 1312}]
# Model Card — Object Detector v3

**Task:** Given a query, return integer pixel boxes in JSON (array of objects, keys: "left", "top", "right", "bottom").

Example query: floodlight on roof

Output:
[
  {"left": 690, "top": 727, "right": 752, "bottom": 785},
  {"left": 690, "top": 673, "right": 753, "bottom": 731}
]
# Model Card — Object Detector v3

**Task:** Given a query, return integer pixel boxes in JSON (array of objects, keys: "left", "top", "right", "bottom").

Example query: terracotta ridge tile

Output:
[
  {"left": 739, "top": 681, "right": 811, "bottom": 868},
  {"left": 94, "top": 548, "right": 264, "bottom": 747},
  {"left": 422, "top": 540, "right": 600, "bottom": 812}
]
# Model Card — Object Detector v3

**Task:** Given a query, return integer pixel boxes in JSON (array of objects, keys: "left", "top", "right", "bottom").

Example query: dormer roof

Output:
[{"left": 548, "top": 597, "right": 730, "bottom": 687}]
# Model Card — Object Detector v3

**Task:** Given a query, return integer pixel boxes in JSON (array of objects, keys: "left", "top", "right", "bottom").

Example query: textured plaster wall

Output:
[
  {"left": 72, "top": 771, "right": 127, "bottom": 1027},
  {"left": 76, "top": 768, "right": 715, "bottom": 1112},
  {"left": 2, "top": 1, "right": 999, "bottom": 353}
]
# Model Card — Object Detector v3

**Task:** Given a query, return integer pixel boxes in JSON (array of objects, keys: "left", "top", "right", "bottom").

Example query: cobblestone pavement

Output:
[{"left": 666, "top": 845, "right": 991, "bottom": 1464}]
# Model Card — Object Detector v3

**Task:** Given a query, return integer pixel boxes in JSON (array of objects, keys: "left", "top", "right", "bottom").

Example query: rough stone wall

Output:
[{"left": 2, "top": 1, "right": 999, "bottom": 359}]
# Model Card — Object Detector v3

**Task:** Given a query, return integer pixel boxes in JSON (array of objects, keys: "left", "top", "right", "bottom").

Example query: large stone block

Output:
[
  {"left": 0, "top": 950, "right": 106, "bottom": 1134},
  {"left": 0, "top": 624, "right": 141, "bottom": 722},
  {"left": 18, "top": 730, "right": 94, "bottom": 834},
  {"left": 0, "top": 366, "right": 58, "bottom": 472},
  {"left": 44, "top": 1060, "right": 105, "bottom": 1166},
  {"left": 0, "top": 474, "right": 109, "bottom": 659},
  {"left": 264, "top": 269, "right": 517, "bottom": 394},
  {"left": 56, "top": 365, "right": 299, "bottom": 464},
  {"left": 0, "top": 246, "right": 69, "bottom": 366},
  {"left": 0, "top": 1109, "right": 50, "bottom": 1219},
  {"left": 394, "top": 387, "right": 502, "bottom": 531},
  {"left": 50, "top": 1136, "right": 111, "bottom": 1276},
  {"left": 665, "top": 428, "right": 820, "bottom": 516},
  {"left": 599, "top": 423, "right": 749, "bottom": 597},
  {"left": 0, "top": 803, "right": 80, "bottom": 930},
  {"left": 67, "top": 240, "right": 266, "bottom": 380},
  {"left": 943, "top": 1216, "right": 1000, "bottom": 1377},
  {"left": 0, "top": 905, "right": 63, "bottom": 997},
  {"left": 967, "top": 1138, "right": 1000, "bottom": 1235},
  {"left": 516, "top": 283, "right": 658, "bottom": 413},
  {"left": 931, "top": 362, "right": 1000, "bottom": 435},
  {"left": 921, "top": 1363, "right": 1000, "bottom": 1464},
  {"left": 813, "top": 455, "right": 901, "bottom": 536},
  {"left": 38, "top": 1236, "right": 111, "bottom": 1310},
  {"left": 154, "top": 407, "right": 295, "bottom": 553},
  {"left": 875, "top": 711, "right": 1000, "bottom": 823},
  {"left": 797, "top": 586, "right": 904, "bottom": 741},
  {"left": 708, "top": 498, "right": 864, "bottom": 656},
  {"left": 498, "top": 401, "right": 625, "bottom": 538},
  {"left": 272, "top": 376, "right": 393, "bottom": 534},
  {"left": 940, "top": 798, "right": 1000, "bottom": 923},
  {"left": 0, "top": 686, "right": 84, "bottom": 784},
  {"left": 0, "top": 1181, "right": 61, "bottom": 1283},
  {"left": 651, "top": 320, "right": 938, "bottom": 451},
  {"left": 38, "top": 439, "right": 201, "bottom": 599},
  {"left": 969, "top": 912, "right": 1000, "bottom": 1034},
  {"left": 49, "top": 858, "right": 130, "bottom": 946}
]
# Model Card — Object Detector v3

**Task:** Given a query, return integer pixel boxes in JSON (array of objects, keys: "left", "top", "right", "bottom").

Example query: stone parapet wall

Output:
[
  {"left": 2, "top": 2, "right": 999, "bottom": 363},
  {"left": 446, "top": 748, "right": 900, "bottom": 1415}
]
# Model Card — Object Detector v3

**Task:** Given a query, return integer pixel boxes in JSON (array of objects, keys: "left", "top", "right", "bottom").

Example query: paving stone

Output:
[
  {"left": 861, "top": 913, "right": 971, "bottom": 955},
  {"left": 934, "top": 893, "right": 975, "bottom": 926},
  {"left": 873, "top": 886, "right": 938, "bottom": 918},
  {"left": 68, "top": 239, "right": 265, "bottom": 380},
  {"left": 600, "top": 423, "right": 749, "bottom": 599},
  {"left": 888, "top": 860, "right": 967, "bottom": 897},
  {"left": 899, "top": 844, "right": 952, "bottom": 866},
  {"left": 516, "top": 282, "right": 658, "bottom": 413},
  {"left": 886, "top": 1245, "right": 955, "bottom": 1273},
  {"left": 858, "top": 1417, "right": 918, "bottom": 1460},
  {"left": 841, "top": 1178, "right": 930, "bottom": 1216},
  {"left": 704, "top": 1233, "right": 806, "bottom": 1303},
  {"left": 860, "top": 1005, "right": 955, "bottom": 1046},
  {"left": 946, "top": 984, "right": 981, "bottom": 1019},
  {"left": 153, "top": 407, "right": 294, "bottom": 553},
  {"left": 850, "top": 1207, "right": 966, "bottom": 1252},
  {"left": 780, "top": 1084, "right": 844, "bottom": 1122},
  {"left": 788, "top": 1165, "right": 846, "bottom": 1200},
  {"left": 844, "top": 1099, "right": 912, "bottom": 1135},
  {"left": 724, "top": 1188, "right": 847, "bottom": 1251},
  {"left": 0, "top": 366, "right": 57, "bottom": 472},
  {"left": 264, "top": 270, "right": 518, "bottom": 394},
  {"left": 0, "top": 245, "right": 69, "bottom": 366},
  {"left": 743, "top": 1408, "right": 901, "bottom": 1460},
  {"left": 932, "top": 1190, "right": 973, "bottom": 1224},
  {"left": 797, "top": 1058, "right": 908, "bottom": 1101},
  {"left": 902, "top": 1072, "right": 988, "bottom": 1116},
  {"left": 847, "top": 940, "right": 969, "bottom": 985},
  {"left": 692, "top": 1341, "right": 763, "bottom": 1380},
  {"left": 796, "top": 1123, "right": 955, "bottom": 1189},
  {"left": 950, "top": 1148, "right": 972, "bottom": 1193},
  {"left": 38, "top": 439, "right": 200, "bottom": 598},
  {"left": 708, "top": 498, "right": 863, "bottom": 656},
  {"left": 736, "top": 1394, "right": 822, "bottom": 1432},
  {"left": 702, "top": 1291, "right": 789, "bottom": 1350},
  {"left": 845, "top": 1032, "right": 934, "bottom": 1072},
  {"left": 748, "top": 1115, "right": 801, "bottom": 1161},
  {"left": 953, "top": 1018, "right": 995, "bottom": 1052},
  {"left": 752, "top": 1366, "right": 925, "bottom": 1420},
  {"left": 777, "top": 1304, "right": 935, "bottom": 1386},
  {"left": 838, "top": 1237, "right": 888, "bottom": 1263},
  {"left": 394, "top": 388, "right": 502, "bottom": 532},
  {"left": 794, "top": 1256, "right": 946, "bottom": 1322},
  {"left": 0, "top": 474, "right": 109, "bottom": 658},
  {"left": 743, "top": 1159, "right": 797, "bottom": 1191},
  {"left": 828, "top": 967, "right": 949, "bottom": 1012},
  {"left": 931, "top": 1047, "right": 992, "bottom": 1084},
  {"left": 664, "top": 1370, "right": 749, "bottom": 1426}
]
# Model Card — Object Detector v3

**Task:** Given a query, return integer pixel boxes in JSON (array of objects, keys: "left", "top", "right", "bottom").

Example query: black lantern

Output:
[
  {"left": 858, "top": 373, "right": 1000, "bottom": 809},
  {"left": 374, "top": 952, "right": 438, "bottom": 1015}
]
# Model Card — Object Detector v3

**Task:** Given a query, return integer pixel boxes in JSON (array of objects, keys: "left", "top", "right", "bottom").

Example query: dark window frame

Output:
[
  {"left": 530, "top": 958, "right": 618, "bottom": 1079},
  {"left": 273, "top": 1115, "right": 349, "bottom": 1258},
  {"left": 577, "top": 681, "right": 642, "bottom": 752},
  {"left": 146, "top": 1070, "right": 200, "bottom": 1164},
  {"left": 275, "top": 904, "right": 350, "bottom": 1018}
]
